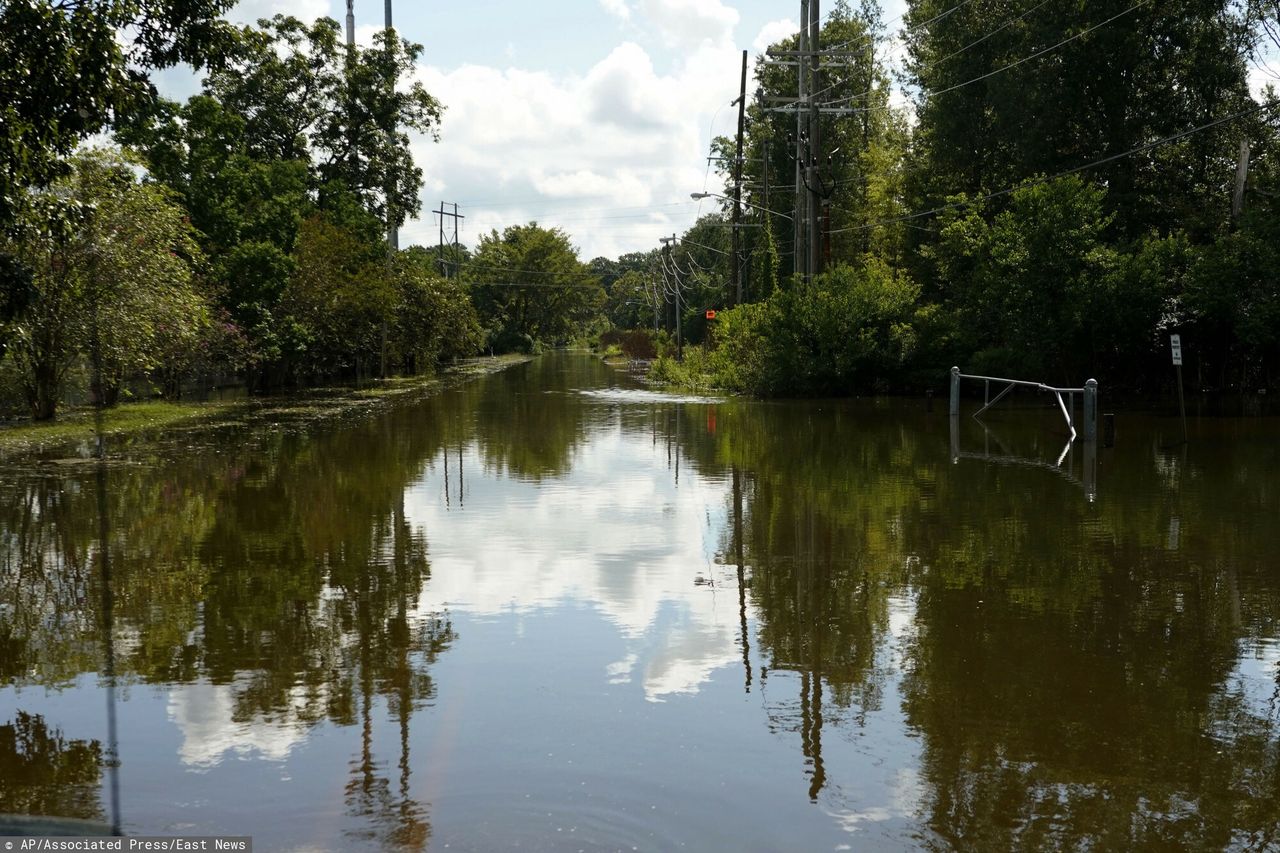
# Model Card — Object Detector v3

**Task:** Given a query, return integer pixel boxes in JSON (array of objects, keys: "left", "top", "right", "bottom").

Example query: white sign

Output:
[{"left": 1171, "top": 334, "right": 1183, "bottom": 366}]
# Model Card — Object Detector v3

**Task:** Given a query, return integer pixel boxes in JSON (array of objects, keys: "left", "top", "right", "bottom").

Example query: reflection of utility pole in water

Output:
[
  {"left": 458, "top": 444, "right": 464, "bottom": 508},
  {"left": 89, "top": 304, "right": 123, "bottom": 835},
  {"left": 443, "top": 447, "right": 450, "bottom": 509},
  {"left": 795, "top": 498, "right": 825, "bottom": 800},
  {"left": 674, "top": 404, "right": 681, "bottom": 487},
  {"left": 733, "top": 466, "right": 752, "bottom": 693}
]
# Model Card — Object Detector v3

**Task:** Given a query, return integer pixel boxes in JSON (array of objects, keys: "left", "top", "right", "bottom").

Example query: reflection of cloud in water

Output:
[
  {"left": 1223, "top": 638, "right": 1280, "bottom": 723},
  {"left": 168, "top": 681, "right": 312, "bottom": 769},
  {"left": 408, "top": 427, "right": 741, "bottom": 700}
]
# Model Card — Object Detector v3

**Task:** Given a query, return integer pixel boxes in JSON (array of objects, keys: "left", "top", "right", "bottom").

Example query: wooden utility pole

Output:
[
  {"left": 1232, "top": 139, "right": 1250, "bottom": 222},
  {"left": 795, "top": 0, "right": 809, "bottom": 284},
  {"left": 731, "top": 49, "right": 748, "bottom": 308},
  {"left": 807, "top": 0, "right": 822, "bottom": 280}
]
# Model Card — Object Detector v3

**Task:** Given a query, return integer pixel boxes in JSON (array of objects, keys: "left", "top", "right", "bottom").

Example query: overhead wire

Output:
[{"left": 827, "top": 100, "right": 1277, "bottom": 235}]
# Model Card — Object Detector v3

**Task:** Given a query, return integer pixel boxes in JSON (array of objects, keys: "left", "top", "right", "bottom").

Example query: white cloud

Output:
[
  {"left": 635, "top": 0, "right": 738, "bottom": 50},
  {"left": 406, "top": 422, "right": 743, "bottom": 701},
  {"left": 753, "top": 18, "right": 798, "bottom": 55},
  {"left": 168, "top": 680, "right": 314, "bottom": 768},
  {"left": 402, "top": 33, "right": 742, "bottom": 258},
  {"left": 599, "top": 0, "right": 631, "bottom": 21},
  {"left": 230, "top": 0, "right": 329, "bottom": 25}
]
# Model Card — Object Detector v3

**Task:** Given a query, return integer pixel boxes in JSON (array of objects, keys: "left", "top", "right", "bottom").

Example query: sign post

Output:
[{"left": 1172, "top": 334, "right": 1187, "bottom": 444}]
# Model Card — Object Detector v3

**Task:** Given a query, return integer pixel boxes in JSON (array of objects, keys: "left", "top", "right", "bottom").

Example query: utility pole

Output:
[
  {"left": 661, "top": 235, "right": 682, "bottom": 361},
  {"left": 795, "top": 0, "right": 809, "bottom": 284},
  {"left": 731, "top": 49, "right": 748, "bottom": 308},
  {"left": 434, "top": 202, "right": 464, "bottom": 277},
  {"left": 807, "top": 0, "right": 822, "bottom": 280},
  {"left": 345, "top": 0, "right": 354, "bottom": 46},
  {"left": 381, "top": 0, "right": 396, "bottom": 379},
  {"left": 1232, "top": 139, "right": 1250, "bottom": 222}
]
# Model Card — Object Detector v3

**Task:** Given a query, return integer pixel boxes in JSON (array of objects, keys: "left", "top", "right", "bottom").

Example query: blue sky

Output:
[{"left": 149, "top": 0, "right": 910, "bottom": 260}]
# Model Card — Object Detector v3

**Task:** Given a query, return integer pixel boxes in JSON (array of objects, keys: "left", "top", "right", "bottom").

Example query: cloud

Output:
[
  {"left": 230, "top": 0, "right": 330, "bottom": 25},
  {"left": 406, "top": 426, "right": 743, "bottom": 701},
  {"left": 753, "top": 18, "right": 798, "bottom": 55},
  {"left": 599, "top": 0, "right": 631, "bottom": 21},
  {"left": 402, "top": 34, "right": 742, "bottom": 258},
  {"left": 635, "top": 0, "right": 738, "bottom": 50}
]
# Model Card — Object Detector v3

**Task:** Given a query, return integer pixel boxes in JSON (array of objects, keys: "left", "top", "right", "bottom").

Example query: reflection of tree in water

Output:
[
  {"left": 0, "top": 712, "right": 104, "bottom": 822},
  {"left": 673, "top": 394, "right": 1280, "bottom": 845},
  {"left": 902, "top": 421, "right": 1280, "bottom": 847},
  {"left": 470, "top": 354, "right": 618, "bottom": 481},
  {"left": 0, "top": 377, "right": 487, "bottom": 846},
  {"left": 338, "top": 496, "right": 456, "bottom": 851}
]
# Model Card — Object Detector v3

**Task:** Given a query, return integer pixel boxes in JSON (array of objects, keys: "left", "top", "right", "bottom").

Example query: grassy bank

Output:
[{"left": 0, "top": 355, "right": 531, "bottom": 458}]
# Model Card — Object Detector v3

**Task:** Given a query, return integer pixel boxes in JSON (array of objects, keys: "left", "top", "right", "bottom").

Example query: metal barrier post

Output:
[
  {"left": 1083, "top": 379, "right": 1098, "bottom": 442},
  {"left": 950, "top": 366, "right": 960, "bottom": 416}
]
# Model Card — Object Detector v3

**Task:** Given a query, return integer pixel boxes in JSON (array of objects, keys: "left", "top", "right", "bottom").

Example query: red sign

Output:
[{"left": 705, "top": 310, "right": 717, "bottom": 320}]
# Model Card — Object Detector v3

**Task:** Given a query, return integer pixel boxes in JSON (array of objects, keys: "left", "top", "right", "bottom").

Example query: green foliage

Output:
[
  {"left": 1184, "top": 207, "right": 1280, "bottom": 390},
  {"left": 395, "top": 248, "right": 482, "bottom": 370},
  {"left": 466, "top": 223, "right": 605, "bottom": 351},
  {"left": 598, "top": 329, "right": 658, "bottom": 360},
  {"left": 278, "top": 215, "right": 393, "bottom": 379},
  {"left": 204, "top": 15, "right": 442, "bottom": 227},
  {"left": 0, "top": 149, "right": 208, "bottom": 418},
  {"left": 929, "top": 177, "right": 1126, "bottom": 380},
  {"left": 0, "top": 0, "right": 239, "bottom": 226},
  {"left": 697, "top": 259, "right": 921, "bottom": 396}
]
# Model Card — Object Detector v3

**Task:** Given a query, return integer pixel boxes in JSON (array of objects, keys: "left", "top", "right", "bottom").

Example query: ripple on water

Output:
[{"left": 575, "top": 388, "right": 726, "bottom": 405}]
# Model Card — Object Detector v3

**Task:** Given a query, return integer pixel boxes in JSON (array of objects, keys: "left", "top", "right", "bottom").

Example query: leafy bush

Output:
[{"left": 703, "top": 259, "right": 921, "bottom": 396}]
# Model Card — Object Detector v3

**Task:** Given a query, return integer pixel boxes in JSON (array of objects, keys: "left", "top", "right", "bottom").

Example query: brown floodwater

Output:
[{"left": 1, "top": 353, "right": 1277, "bottom": 850}]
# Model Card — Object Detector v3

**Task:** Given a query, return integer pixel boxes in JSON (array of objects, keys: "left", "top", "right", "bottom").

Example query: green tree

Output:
[
  {"left": 902, "top": 0, "right": 1260, "bottom": 240},
  {"left": 927, "top": 176, "right": 1124, "bottom": 381},
  {"left": 1, "top": 149, "right": 206, "bottom": 418},
  {"left": 466, "top": 224, "right": 604, "bottom": 351},
  {"left": 117, "top": 94, "right": 311, "bottom": 369},
  {"left": 395, "top": 246, "right": 482, "bottom": 372},
  {"left": 0, "top": 0, "right": 238, "bottom": 227},
  {"left": 279, "top": 214, "right": 393, "bottom": 380},
  {"left": 204, "top": 15, "right": 443, "bottom": 227}
]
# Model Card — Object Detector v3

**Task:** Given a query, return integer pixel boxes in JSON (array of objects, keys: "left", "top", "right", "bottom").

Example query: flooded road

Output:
[{"left": 2, "top": 353, "right": 1278, "bottom": 850}]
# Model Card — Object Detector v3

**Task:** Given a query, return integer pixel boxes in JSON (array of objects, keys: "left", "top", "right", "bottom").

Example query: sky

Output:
[{"left": 149, "top": 0, "right": 1278, "bottom": 262}]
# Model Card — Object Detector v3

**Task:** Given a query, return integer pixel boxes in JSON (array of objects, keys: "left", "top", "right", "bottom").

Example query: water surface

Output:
[{"left": 2, "top": 354, "right": 1278, "bottom": 850}]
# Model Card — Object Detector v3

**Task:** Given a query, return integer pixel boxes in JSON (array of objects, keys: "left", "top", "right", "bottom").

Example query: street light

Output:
[{"left": 690, "top": 191, "right": 793, "bottom": 222}]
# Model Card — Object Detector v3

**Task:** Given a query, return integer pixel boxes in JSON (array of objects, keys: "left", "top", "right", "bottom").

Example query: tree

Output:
[
  {"left": 466, "top": 224, "right": 604, "bottom": 351},
  {"left": 279, "top": 214, "right": 393, "bottom": 380},
  {"left": 0, "top": 0, "right": 238, "bottom": 227},
  {"left": 203, "top": 15, "right": 443, "bottom": 227},
  {"left": 117, "top": 94, "right": 310, "bottom": 364},
  {"left": 395, "top": 247, "right": 482, "bottom": 372},
  {"left": 1, "top": 149, "right": 207, "bottom": 418},
  {"left": 902, "top": 0, "right": 1260, "bottom": 241},
  {"left": 927, "top": 176, "right": 1141, "bottom": 381}
]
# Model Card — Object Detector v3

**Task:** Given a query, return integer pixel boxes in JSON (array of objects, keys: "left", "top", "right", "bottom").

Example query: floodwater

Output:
[{"left": 1, "top": 353, "right": 1277, "bottom": 850}]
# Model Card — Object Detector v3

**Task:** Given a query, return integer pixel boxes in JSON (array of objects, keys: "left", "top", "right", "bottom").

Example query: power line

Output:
[
  {"left": 812, "top": 0, "right": 1054, "bottom": 105},
  {"left": 828, "top": 100, "right": 1277, "bottom": 235},
  {"left": 812, "top": 0, "right": 1148, "bottom": 110},
  {"left": 929, "top": 0, "right": 1151, "bottom": 101}
]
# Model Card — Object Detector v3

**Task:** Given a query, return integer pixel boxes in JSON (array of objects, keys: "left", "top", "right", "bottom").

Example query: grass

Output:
[
  {"left": 0, "top": 354, "right": 532, "bottom": 458},
  {"left": 0, "top": 400, "right": 242, "bottom": 456}
]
